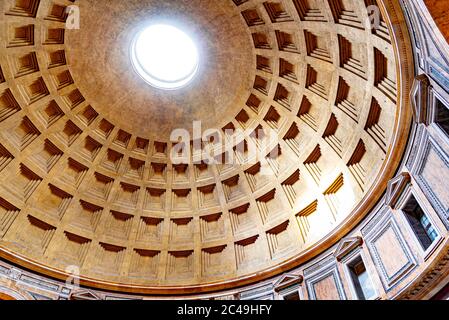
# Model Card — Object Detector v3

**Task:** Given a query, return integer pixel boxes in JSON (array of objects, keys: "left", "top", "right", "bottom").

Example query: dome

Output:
[{"left": 0, "top": 0, "right": 448, "bottom": 300}]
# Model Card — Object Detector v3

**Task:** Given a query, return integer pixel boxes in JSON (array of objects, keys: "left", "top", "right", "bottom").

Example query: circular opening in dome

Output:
[{"left": 130, "top": 24, "right": 199, "bottom": 90}]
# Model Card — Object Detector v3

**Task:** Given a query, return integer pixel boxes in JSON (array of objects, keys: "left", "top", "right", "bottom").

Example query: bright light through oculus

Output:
[{"left": 131, "top": 24, "right": 199, "bottom": 90}]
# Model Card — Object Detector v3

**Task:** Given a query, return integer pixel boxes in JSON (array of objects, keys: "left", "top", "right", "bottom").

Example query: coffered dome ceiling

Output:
[
  {"left": 0, "top": 0, "right": 412, "bottom": 294},
  {"left": 66, "top": 0, "right": 255, "bottom": 137}
]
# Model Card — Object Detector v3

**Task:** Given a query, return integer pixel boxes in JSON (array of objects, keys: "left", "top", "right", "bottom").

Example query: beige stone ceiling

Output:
[
  {"left": 66, "top": 0, "right": 254, "bottom": 138},
  {"left": 0, "top": 0, "right": 410, "bottom": 294}
]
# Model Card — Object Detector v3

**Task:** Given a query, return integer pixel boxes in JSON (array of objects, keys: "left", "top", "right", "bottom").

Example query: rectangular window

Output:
[
  {"left": 435, "top": 98, "right": 449, "bottom": 136},
  {"left": 347, "top": 256, "right": 376, "bottom": 300},
  {"left": 402, "top": 195, "right": 438, "bottom": 250},
  {"left": 283, "top": 291, "right": 300, "bottom": 300}
]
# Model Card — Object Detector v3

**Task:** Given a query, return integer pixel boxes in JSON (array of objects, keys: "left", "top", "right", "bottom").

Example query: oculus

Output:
[{"left": 130, "top": 24, "right": 199, "bottom": 90}]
